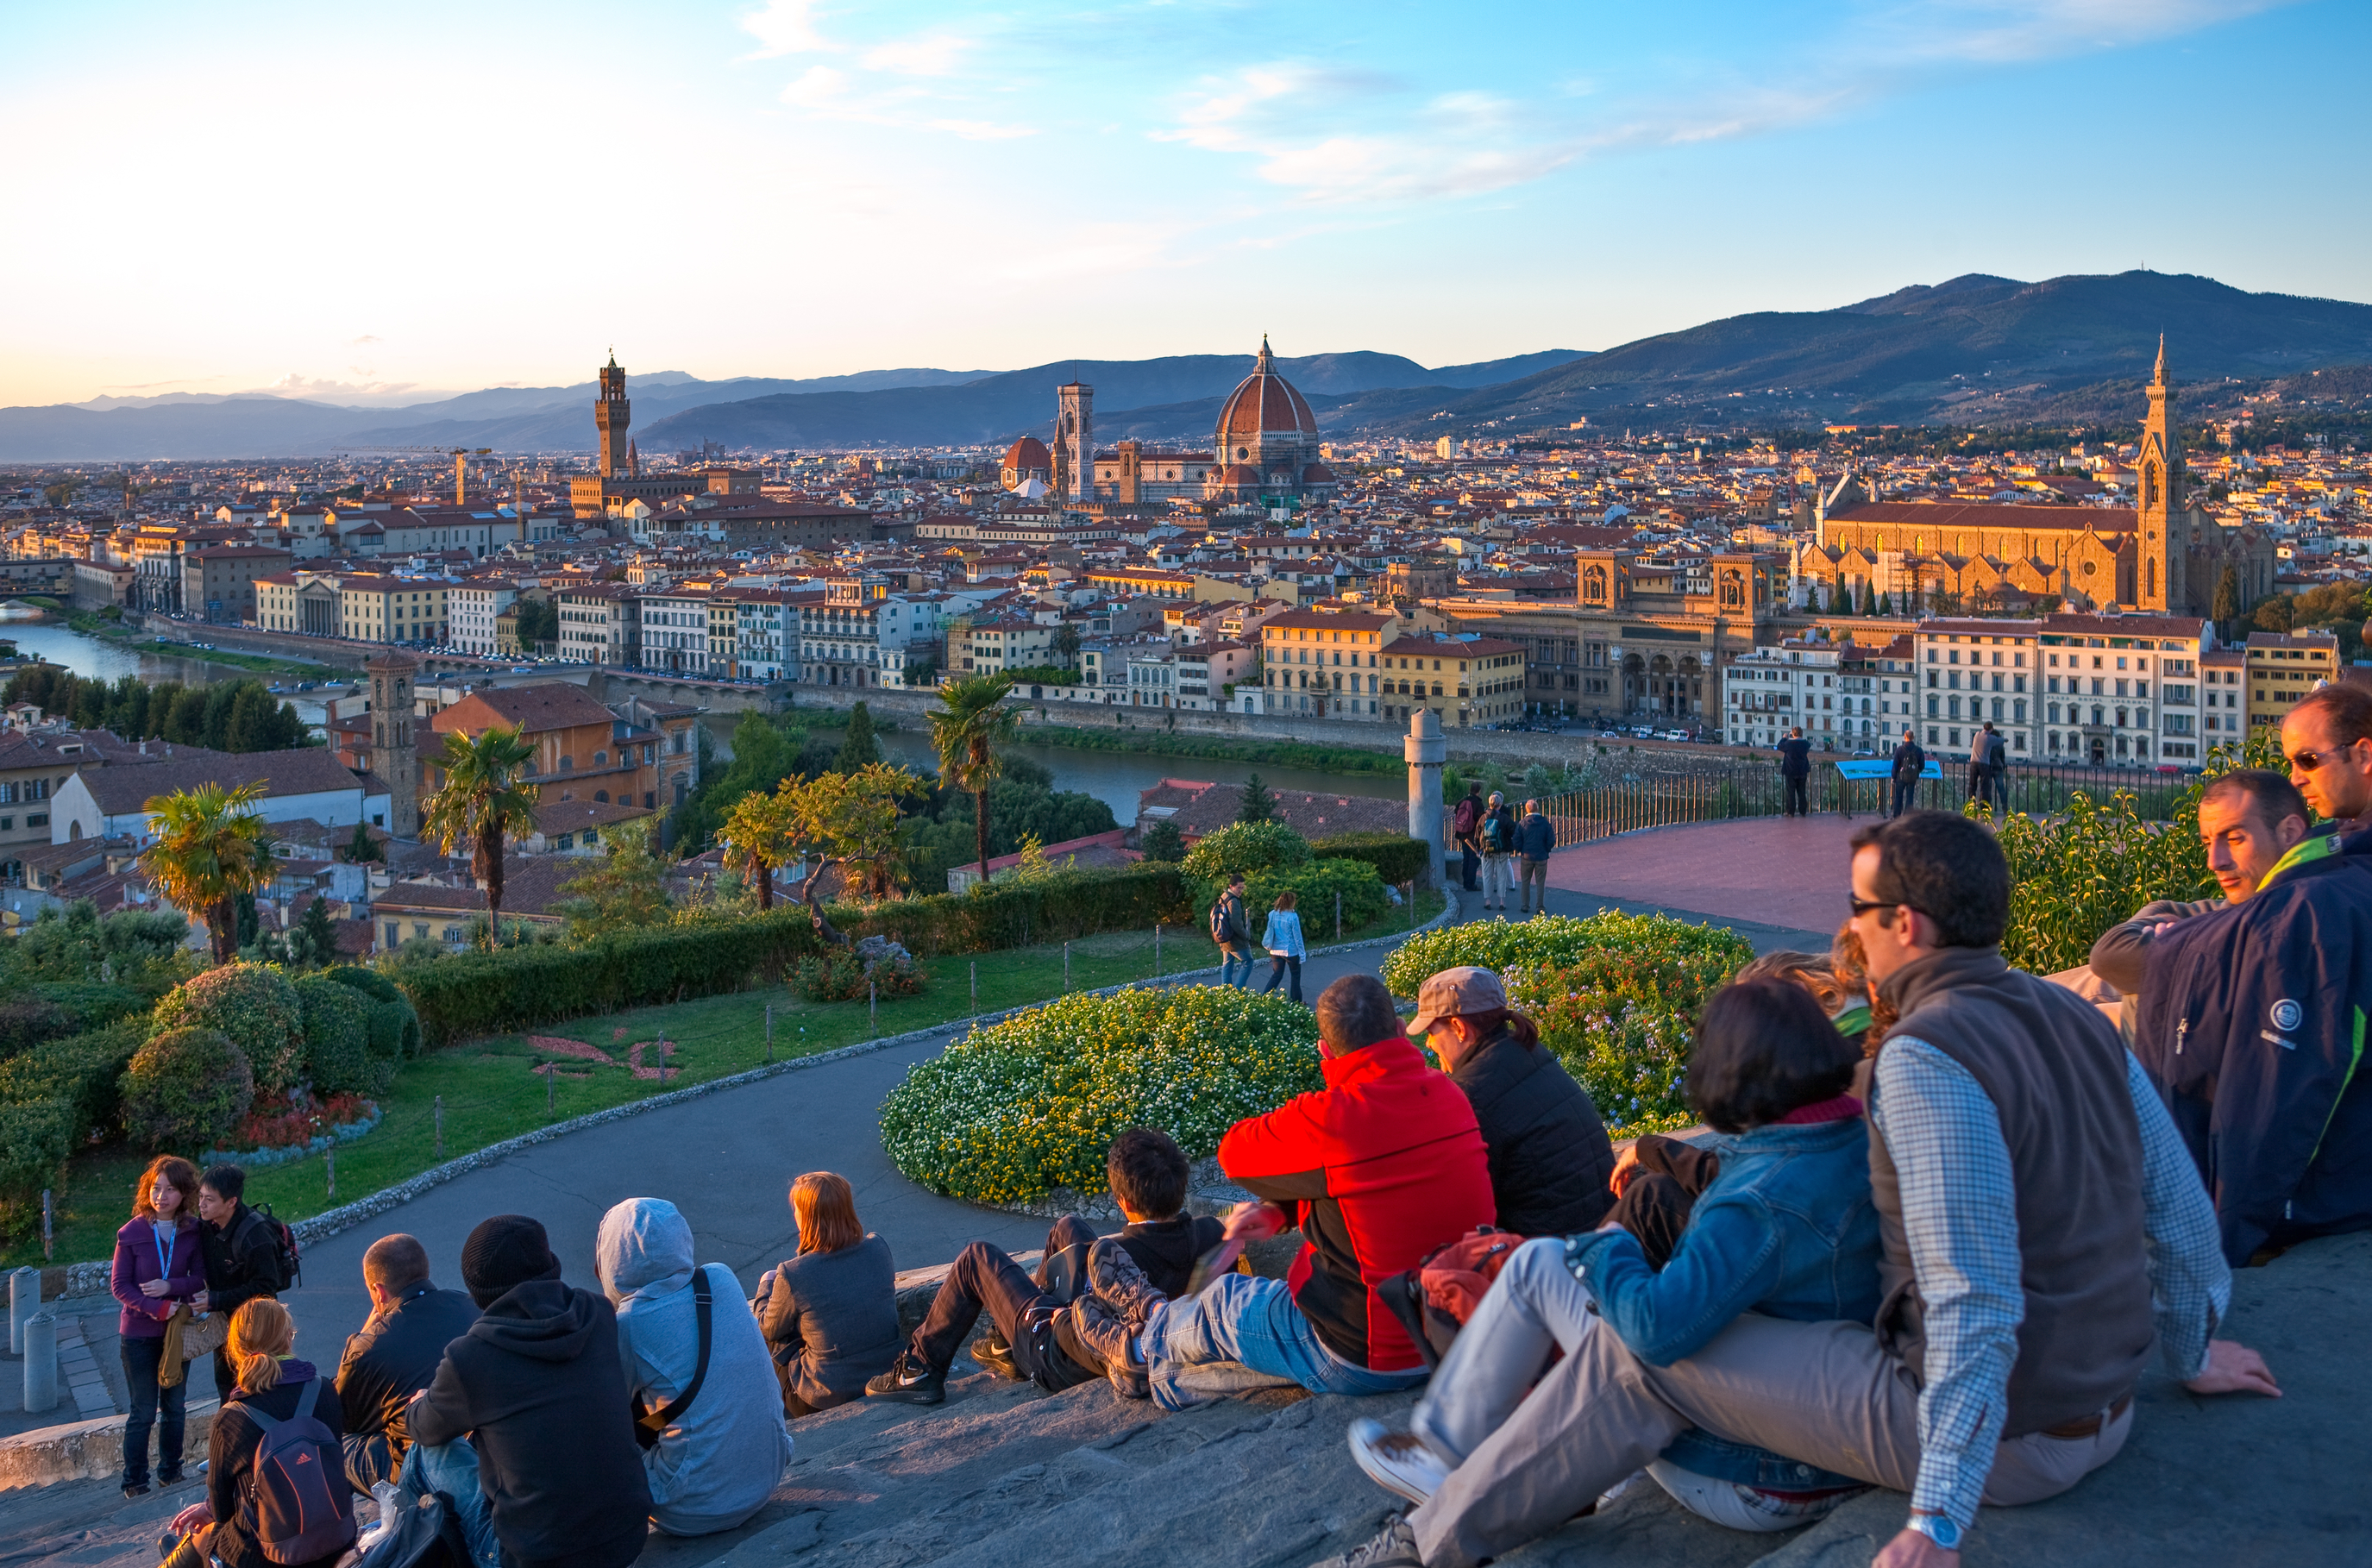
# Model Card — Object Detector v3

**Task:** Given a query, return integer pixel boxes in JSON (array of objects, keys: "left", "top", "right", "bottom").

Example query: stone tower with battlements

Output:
[
  {"left": 596, "top": 352, "right": 631, "bottom": 480},
  {"left": 2137, "top": 335, "right": 2187, "bottom": 614},
  {"left": 367, "top": 649, "right": 421, "bottom": 839}
]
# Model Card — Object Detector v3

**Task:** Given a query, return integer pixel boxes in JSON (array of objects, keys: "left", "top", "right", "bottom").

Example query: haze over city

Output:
[{"left": 6, "top": 0, "right": 2368, "bottom": 409}]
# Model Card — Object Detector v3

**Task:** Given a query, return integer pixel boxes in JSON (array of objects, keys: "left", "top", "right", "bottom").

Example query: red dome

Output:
[
  {"left": 1214, "top": 463, "right": 1260, "bottom": 485},
  {"left": 1002, "top": 435, "right": 1051, "bottom": 472},
  {"left": 1214, "top": 339, "right": 1318, "bottom": 448},
  {"left": 1302, "top": 462, "right": 1336, "bottom": 485}
]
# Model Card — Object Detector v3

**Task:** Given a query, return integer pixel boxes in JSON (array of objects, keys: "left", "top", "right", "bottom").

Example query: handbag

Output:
[
  {"left": 160, "top": 1305, "right": 230, "bottom": 1389},
  {"left": 631, "top": 1269, "right": 712, "bottom": 1451}
]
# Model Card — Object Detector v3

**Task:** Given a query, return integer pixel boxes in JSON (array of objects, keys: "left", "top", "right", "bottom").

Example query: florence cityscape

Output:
[{"left": 0, "top": 3, "right": 2364, "bottom": 1567}]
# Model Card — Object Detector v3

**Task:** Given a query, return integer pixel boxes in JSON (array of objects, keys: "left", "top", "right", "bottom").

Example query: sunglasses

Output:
[
  {"left": 1846, "top": 894, "right": 1892, "bottom": 916},
  {"left": 2289, "top": 738, "right": 2366, "bottom": 773}
]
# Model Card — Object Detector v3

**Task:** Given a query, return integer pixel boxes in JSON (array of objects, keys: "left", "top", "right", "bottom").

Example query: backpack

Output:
[
  {"left": 1208, "top": 895, "right": 1235, "bottom": 945},
  {"left": 1452, "top": 796, "right": 1482, "bottom": 837},
  {"left": 1375, "top": 1226, "right": 1526, "bottom": 1372},
  {"left": 242, "top": 1377, "right": 357, "bottom": 1565},
  {"left": 356, "top": 1488, "right": 474, "bottom": 1568},
  {"left": 240, "top": 1205, "right": 301, "bottom": 1293},
  {"left": 1892, "top": 744, "right": 1925, "bottom": 783},
  {"left": 1482, "top": 812, "right": 1510, "bottom": 853}
]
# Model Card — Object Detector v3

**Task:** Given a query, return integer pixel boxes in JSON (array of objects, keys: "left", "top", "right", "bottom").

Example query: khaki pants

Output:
[
  {"left": 1517, "top": 858, "right": 1549, "bottom": 913},
  {"left": 1408, "top": 1311, "right": 2131, "bottom": 1568}
]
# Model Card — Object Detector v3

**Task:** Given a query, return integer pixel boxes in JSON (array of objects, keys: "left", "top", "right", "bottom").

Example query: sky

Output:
[{"left": 3, "top": 0, "right": 2366, "bottom": 408}]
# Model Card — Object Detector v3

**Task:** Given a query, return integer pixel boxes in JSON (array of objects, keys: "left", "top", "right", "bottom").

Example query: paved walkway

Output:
[
  {"left": 1547, "top": 814, "right": 1867, "bottom": 938},
  {"left": 267, "top": 866, "right": 1828, "bottom": 1358}
]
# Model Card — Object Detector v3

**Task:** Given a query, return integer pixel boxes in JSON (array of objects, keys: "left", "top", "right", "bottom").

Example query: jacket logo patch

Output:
[{"left": 2271, "top": 999, "right": 2304, "bottom": 1032}]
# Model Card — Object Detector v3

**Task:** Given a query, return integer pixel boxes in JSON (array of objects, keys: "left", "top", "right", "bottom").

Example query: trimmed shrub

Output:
[
  {"left": 880, "top": 986, "right": 1323, "bottom": 1205},
  {"left": 1246, "top": 857, "right": 1390, "bottom": 938},
  {"left": 323, "top": 965, "right": 424, "bottom": 1062},
  {"left": 1309, "top": 831, "right": 1430, "bottom": 887},
  {"left": 1181, "top": 821, "right": 1312, "bottom": 882},
  {"left": 793, "top": 950, "right": 926, "bottom": 1003},
  {"left": 0, "top": 1099, "right": 77, "bottom": 1239},
  {"left": 120, "top": 1027, "right": 255, "bottom": 1154},
  {"left": 1382, "top": 912, "right": 1753, "bottom": 1138},
  {"left": 0, "top": 1017, "right": 148, "bottom": 1143},
  {"left": 294, "top": 974, "right": 381, "bottom": 1096},
  {"left": 0, "top": 998, "right": 75, "bottom": 1062},
  {"left": 152, "top": 963, "right": 304, "bottom": 1092}
]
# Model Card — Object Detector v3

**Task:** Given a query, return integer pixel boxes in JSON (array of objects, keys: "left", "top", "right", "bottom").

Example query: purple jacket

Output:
[{"left": 112, "top": 1214, "right": 205, "bottom": 1339}]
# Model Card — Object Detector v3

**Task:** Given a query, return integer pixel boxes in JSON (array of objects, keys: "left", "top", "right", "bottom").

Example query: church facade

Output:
[{"left": 1804, "top": 341, "right": 2275, "bottom": 618}]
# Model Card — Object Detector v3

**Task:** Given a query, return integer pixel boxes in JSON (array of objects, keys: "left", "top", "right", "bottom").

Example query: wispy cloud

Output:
[
  {"left": 740, "top": 0, "right": 836, "bottom": 60},
  {"left": 863, "top": 32, "right": 971, "bottom": 77},
  {"left": 929, "top": 118, "right": 1039, "bottom": 141}
]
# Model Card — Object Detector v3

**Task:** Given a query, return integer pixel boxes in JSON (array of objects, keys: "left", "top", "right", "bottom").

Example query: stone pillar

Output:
[
  {"left": 8, "top": 1266, "right": 36, "bottom": 1355},
  {"left": 1405, "top": 708, "right": 1445, "bottom": 889},
  {"left": 21, "top": 1311, "right": 54, "bottom": 1414}
]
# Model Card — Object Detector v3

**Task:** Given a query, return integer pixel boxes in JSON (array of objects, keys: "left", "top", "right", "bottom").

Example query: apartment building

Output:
[
  {"left": 728, "top": 589, "right": 794, "bottom": 682},
  {"left": 1910, "top": 619, "right": 2042, "bottom": 761},
  {"left": 2244, "top": 630, "right": 2340, "bottom": 733},
  {"left": 1377, "top": 633, "right": 1528, "bottom": 730},
  {"left": 1260, "top": 607, "right": 1398, "bottom": 723},
  {"left": 180, "top": 544, "right": 290, "bottom": 624},
  {"left": 448, "top": 580, "right": 519, "bottom": 657},
  {"left": 335, "top": 575, "right": 452, "bottom": 645},
  {"left": 638, "top": 586, "right": 712, "bottom": 674},
  {"left": 2200, "top": 647, "right": 2246, "bottom": 744},
  {"left": 426, "top": 683, "right": 701, "bottom": 818},
  {"left": 556, "top": 582, "right": 639, "bottom": 665},
  {"left": 2031, "top": 613, "right": 2207, "bottom": 766},
  {"left": 1723, "top": 638, "right": 1846, "bottom": 750}
]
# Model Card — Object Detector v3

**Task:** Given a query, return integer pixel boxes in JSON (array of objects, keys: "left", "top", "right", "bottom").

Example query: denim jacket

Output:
[{"left": 1567, "top": 1114, "right": 1880, "bottom": 1491}]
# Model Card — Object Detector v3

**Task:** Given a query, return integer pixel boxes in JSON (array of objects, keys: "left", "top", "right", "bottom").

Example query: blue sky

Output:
[{"left": 2, "top": 0, "right": 2364, "bottom": 406}]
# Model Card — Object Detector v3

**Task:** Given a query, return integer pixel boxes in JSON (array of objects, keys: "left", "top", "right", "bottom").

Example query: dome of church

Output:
[
  {"left": 1215, "top": 337, "right": 1318, "bottom": 453},
  {"left": 1002, "top": 435, "right": 1052, "bottom": 474}
]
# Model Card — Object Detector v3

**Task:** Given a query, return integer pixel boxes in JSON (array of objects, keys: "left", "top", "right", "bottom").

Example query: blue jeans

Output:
[
  {"left": 402, "top": 1438, "right": 503, "bottom": 1568},
  {"left": 1218, "top": 945, "right": 1253, "bottom": 988},
  {"left": 1146, "top": 1273, "right": 1428, "bottom": 1411},
  {"left": 120, "top": 1333, "right": 186, "bottom": 1486}
]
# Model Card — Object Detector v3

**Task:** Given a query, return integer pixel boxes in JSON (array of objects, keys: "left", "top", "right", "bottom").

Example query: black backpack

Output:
[
  {"left": 357, "top": 1488, "right": 474, "bottom": 1568},
  {"left": 240, "top": 1205, "right": 302, "bottom": 1292},
  {"left": 243, "top": 1378, "right": 356, "bottom": 1565},
  {"left": 1893, "top": 744, "right": 1925, "bottom": 783}
]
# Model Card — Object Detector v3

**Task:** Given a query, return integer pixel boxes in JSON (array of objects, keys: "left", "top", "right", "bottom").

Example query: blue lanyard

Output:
[{"left": 155, "top": 1222, "right": 176, "bottom": 1285}]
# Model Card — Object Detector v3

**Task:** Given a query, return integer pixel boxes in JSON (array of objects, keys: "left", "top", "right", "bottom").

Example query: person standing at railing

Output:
[
  {"left": 1888, "top": 730, "right": 1925, "bottom": 819},
  {"left": 1451, "top": 784, "right": 1484, "bottom": 893},
  {"left": 1515, "top": 801, "right": 1553, "bottom": 917},
  {"left": 1776, "top": 729, "right": 1812, "bottom": 818},
  {"left": 1479, "top": 793, "right": 1517, "bottom": 913}
]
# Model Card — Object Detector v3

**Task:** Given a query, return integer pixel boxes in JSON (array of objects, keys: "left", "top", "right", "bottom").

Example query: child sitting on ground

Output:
[{"left": 1346, "top": 977, "right": 1884, "bottom": 1536}]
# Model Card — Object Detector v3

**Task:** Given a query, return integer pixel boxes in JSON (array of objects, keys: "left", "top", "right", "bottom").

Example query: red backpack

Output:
[{"left": 242, "top": 1377, "right": 356, "bottom": 1564}]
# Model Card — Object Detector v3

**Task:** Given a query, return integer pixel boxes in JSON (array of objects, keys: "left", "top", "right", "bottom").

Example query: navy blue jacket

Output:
[
  {"left": 1515, "top": 812, "right": 1555, "bottom": 860},
  {"left": 2133, "top": 827, "right": 2372, "bottom": 1265}
]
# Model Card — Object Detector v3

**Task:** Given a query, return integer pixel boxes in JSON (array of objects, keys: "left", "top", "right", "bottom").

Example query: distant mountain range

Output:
[{"left": 6, "top": 269, "right": 2369, "bottom": 462}]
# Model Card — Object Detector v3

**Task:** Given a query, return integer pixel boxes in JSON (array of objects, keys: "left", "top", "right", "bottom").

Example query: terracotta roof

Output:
[
  {"left": 1215, "top": 342, "right": 1319, "bottom": 442},
  {"left": 432, "top": 681, "right": 616, "bottom": 737},
  {"left": 1826, "top": 500, "right": 2138, "bottom": 534},
  {"left": 73, "top": 746, "right": 373, "bottom": 816},
  {"left": 1002, "top": 436, "right": 1052, "bottom": 472}
]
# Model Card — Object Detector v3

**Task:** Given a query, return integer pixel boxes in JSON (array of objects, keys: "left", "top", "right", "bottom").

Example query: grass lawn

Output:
[{"left": 3, "top": 892, "right": 1443, "bottom": 1268}]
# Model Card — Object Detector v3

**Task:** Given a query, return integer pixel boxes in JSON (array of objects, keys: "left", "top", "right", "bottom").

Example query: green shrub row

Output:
[
  {"left": 880, "top": 986, "right": 1324, "bottom": 1204},
  {"left": 1309, "top": 831, "right": 1430, "bottom": 887},
  {"left": 1382, "top": 912, "right": 1754, "bottom": 1138},
  {"left": 393, "top": 862, "right": 1195, "bottom": 1047},
  {"left": 0, "top": 1018, "right": 147, "bottom": 1235}
]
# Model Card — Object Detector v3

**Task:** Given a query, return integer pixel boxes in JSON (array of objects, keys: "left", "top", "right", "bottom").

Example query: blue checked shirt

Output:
[{"left": 1869, "top": 1038, "right": 2229, "bottom": 1532}]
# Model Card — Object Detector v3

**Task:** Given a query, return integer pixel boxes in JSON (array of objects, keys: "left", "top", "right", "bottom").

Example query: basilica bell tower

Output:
[{"left": 2136, "top": 336, "right": 2187, "bottom": 613}]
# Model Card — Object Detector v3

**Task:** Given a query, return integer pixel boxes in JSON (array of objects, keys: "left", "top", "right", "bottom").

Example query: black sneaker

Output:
[
  {"left": 122, "top": 1479, "right": 150, "bottom": 1500},
  {"left": 970, "top": 1334, "right": 1022, "bottom": 1381},
  {"left": 865, "top": 1352, "right": 945, "bottom": 1405},
  {"left": 155, "top": 1470, "right": 185, "bottom": 1488}
]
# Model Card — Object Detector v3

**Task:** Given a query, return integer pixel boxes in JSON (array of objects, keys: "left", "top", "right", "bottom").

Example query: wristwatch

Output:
[{"left": 1907, "top": 1511, "right": 1962, "bottom": 1551}]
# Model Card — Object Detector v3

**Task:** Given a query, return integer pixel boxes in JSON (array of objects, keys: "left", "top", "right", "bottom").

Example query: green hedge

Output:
[
  {"left": 393, "top": 862, "right": 1195, "bottom": 1048},
  {"left": 880, "top": 987, "right": 1323, "bottom": 1204},
  {"left": 1382, "top": 912, "right": 1753, "bottom": 1138},
  {"left": 1309, "top": 831, "right": 1429, "bottom": 887},
  {"left": 0, "top": 1018, "right": 148, "bottom": 1236},
  {"left": 1247, "top": 858, "right": 1390, "bottom": 938}
]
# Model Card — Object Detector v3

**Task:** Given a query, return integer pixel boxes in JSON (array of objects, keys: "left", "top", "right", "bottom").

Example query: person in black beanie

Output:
[{"left": 406, "top": 1216, "right": 651, "bottom": 1568}]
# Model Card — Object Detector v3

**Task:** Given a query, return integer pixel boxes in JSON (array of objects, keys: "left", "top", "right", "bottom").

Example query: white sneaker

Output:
[{"left": 1348, "top": 1419, "right": 1451, "bottom": 1505}]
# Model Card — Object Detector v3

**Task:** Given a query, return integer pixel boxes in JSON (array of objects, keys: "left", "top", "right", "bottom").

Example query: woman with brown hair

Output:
[
  {"left": 110, "top": 1155, "right": 205, "bottom": 1497},
  {"left": 159, "top": 1299, "right": 356, "bottom": 1568},
  {"left": 750, "top": 1172, "right": 899, "bottom": 1417}
]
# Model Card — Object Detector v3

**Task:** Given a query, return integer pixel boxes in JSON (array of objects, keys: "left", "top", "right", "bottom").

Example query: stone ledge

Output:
[{"left": 0, "top": 1397, "right": 216, "bottom": 1492}]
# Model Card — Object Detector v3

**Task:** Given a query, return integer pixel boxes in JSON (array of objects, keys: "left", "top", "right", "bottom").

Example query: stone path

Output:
[{"left": 1547, "top": 814, "right": 1869, "bottom": 938}]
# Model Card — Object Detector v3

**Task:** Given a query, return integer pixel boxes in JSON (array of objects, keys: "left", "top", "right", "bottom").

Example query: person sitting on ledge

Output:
[
  {"left": 1409, "top": 965, "right": 1614, "bottom": 1238},
  {"left": 1346, "top": 977, "right": 1882, "bottom": 1538},
  {"left": 1141, "top": 974, "right": 1495, "bottom": 1408},
  {"left": 1316, "top": 811, "right": 2277, "bottom": 1568},
  {"left": 753, "top": 1172, "right": 901, "bottom": 1418},
  {"left": 868, "top": 1127, "right": 1222, "bottom": 1405},
  {"left": 335, "top": 1232, "right": 478, "bottom": 1496}
]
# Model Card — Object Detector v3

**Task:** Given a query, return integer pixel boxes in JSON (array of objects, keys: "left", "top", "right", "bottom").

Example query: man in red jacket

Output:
[{"left": 1144, "top": 975, "right": 1496, "bottom": 1409}]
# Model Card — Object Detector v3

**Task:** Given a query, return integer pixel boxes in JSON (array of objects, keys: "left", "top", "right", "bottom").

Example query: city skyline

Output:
[{"left": 3, "top": 0, "right": 2365, "bottom": 409}]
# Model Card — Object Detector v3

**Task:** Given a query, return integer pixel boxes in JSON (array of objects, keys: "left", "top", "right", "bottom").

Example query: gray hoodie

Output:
[{"left": 595, "top": 1198, "right": 792, "bottom": 1537}]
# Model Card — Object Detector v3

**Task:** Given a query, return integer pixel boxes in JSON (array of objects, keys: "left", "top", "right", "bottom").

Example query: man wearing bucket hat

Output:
[{"left": 1409, "top": 968, "right": 1615, "bottom": 1239}]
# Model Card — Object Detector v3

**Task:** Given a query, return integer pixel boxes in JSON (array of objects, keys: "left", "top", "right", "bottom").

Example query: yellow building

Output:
[
  {"left": 336, "top": 575, "right": 451, "bottom": 644},
  {"left": 2245, "top": 630, "right": 2339, "bottom": 732},
  {"left": 1381, "top": 633, "right": 1528, "bottom": 730},
  {"left": 1260, "top": 607, "right": 1399, "bottom": 722}
]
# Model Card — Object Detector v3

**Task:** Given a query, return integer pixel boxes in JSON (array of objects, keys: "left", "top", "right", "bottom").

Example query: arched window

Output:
[
  {"left": 593, "top": 750, "right": 608, "bottom": 767},
  {"left": 559, "top": 756, "right": 574, "bottom": 772},
  {"left": 594, "top": 790, "right": 609, "bottom": 803}
]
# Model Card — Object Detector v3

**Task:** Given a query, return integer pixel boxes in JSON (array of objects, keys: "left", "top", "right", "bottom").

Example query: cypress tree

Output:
[
  {"left": 1238, "top": 773, "right": 1277, "bottom": 825},
  {"left": 833, "top": 700, "right": 882, "bottom": 774}
]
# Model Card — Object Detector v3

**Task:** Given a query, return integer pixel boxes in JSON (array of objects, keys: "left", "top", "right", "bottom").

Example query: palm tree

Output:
[
  {"left": 927, "top": 673, "right": 1018, "bottom": 887},
  {"left": 421, "top": 724, "right": 541, "bottom": 949},
  {"left": 719, "top": 784, "right": 798, "bottom": 912},
  {"left": 140, "top": 781, "right": 275, "bottom": 964}
]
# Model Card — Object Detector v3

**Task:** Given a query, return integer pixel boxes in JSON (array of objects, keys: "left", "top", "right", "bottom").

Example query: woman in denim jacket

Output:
[{"left": 1347, "top": 977, "right": 1880, "bottom": 1534}]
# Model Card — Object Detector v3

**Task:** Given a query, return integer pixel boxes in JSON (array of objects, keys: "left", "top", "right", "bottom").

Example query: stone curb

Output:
[
  {"left": 0, "top": 1399, "right": 218, "bottom": 1493},
  {"left": 45, "top": 889, "right": 1459, "bottom": 1291}
]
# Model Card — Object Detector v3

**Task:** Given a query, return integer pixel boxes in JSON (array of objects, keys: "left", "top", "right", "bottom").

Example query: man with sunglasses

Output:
[
  {"left": 2282, "top": 683, "right": 2372, "bottom": 838},
  {"left": 2129, "top": 682, "right": 2372, "bottom": 1268}
]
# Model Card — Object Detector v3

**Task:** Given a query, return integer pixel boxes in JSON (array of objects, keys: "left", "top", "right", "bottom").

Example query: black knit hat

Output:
[{"left": 461, "top": 1214, "right": 562, "bottom": 1307}]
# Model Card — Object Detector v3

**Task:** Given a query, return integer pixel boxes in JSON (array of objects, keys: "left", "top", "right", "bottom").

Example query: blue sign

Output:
[{"left": 1835, "top": 758, "right": 1943, "bottom": 781}]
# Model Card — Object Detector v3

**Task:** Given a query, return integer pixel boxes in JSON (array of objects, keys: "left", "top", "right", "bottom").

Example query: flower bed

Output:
[
  {"left": 879, "top": 986, "right": 1323, "bottom": 1206},
  {"left": 1383, "top": 911, "right": 1753, "bottom": 1138},
  {"left": 201, "top": 1089, "right": 381, "bottom": 1170}
]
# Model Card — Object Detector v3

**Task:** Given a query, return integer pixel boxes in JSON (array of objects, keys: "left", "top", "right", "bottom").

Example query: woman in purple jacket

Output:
[{"left": 112, "top": 1154, "right": 206, "bottom": 1497}]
